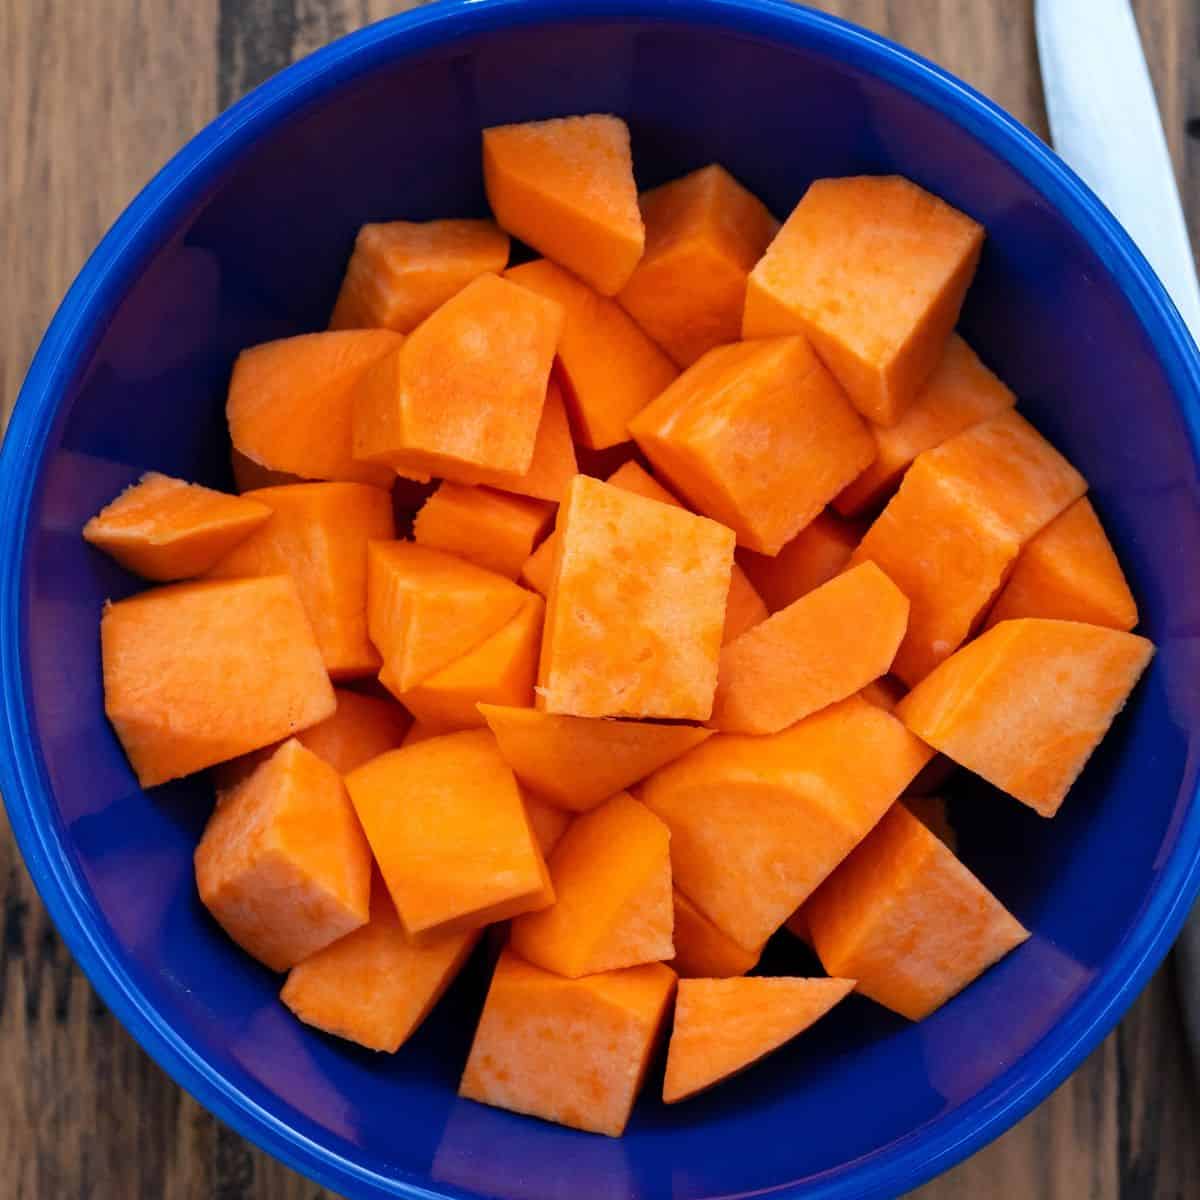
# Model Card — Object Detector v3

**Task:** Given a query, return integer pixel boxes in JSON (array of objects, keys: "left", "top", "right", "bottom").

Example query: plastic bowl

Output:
[{"left": 4, "top": 1, "right": 1200, "bottom": 1197}]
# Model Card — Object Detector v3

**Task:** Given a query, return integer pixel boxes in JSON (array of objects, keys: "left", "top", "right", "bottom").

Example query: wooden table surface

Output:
[{"left": 3, "top": 2, "right": 1199, "bottom": 1197}]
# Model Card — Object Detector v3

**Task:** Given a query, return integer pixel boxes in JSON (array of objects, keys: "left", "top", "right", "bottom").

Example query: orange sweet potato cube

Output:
[
  {"left": 511, "top": 792, "right": 673, "bottom": 978},
  {"left": 985, "top": 497, "right": 1138, "bottom": 632},
  {"left": 483, "top": 114, "right": 644, "bottom": 296},
  {"left": 629, "top": 337, "right": 874, "bottom": 555},
  {"left": 669, "top": 890, "right": 760, "bottom": 979},
  {"left": 195, "top": 739, "right": 372, "bottom": 971},
  {"left": 365, "top": 541, "right": 527, "bottom": 692},
  {"left": 206, "top": 482, "right": 394, "bottom": 679},
  {"left": 641, "top": 695, "right": 932, "bottom": 951},
  {"left": 102, "top": 576, "right": 335, "bottom": 787},
  {"left": 735, "top": 510, "right": 858, "bottom": 614},
  {"left": 344, "top": 730, "right": 551, "bottom": 940},
  {"left": 618, "top": 164, "right": 779, "bottom": 367},
  {"left": 413, "top": 481, "right": 555, "bottom": 580},
  {"left": 833, "top": 334, "right": 1016, "bottom": 517},
  {"left": 710, "top": 561, "right": 909, "bottom": 734},
  {"left": 662, "top": 977, "right": 854, "bottom": 1103},
  {"left": 227, "top": 330, "right": 401, "bottom": 488},
  {"left": 281, "top": 880, "right": 478, "bottom": 1052},
  {"left": 743, "top": 176, "right": 984, "bottom": 425},
  {"left": 389, "top": 593, "right": 543, "bottom": 732},
  {"left": 478, "top": 703, "right": 712, "bottom": 812},
  {"left": 459, "top": 949, "right": 675, "bottom": 1136},
  {"left": 506, "top": 260, "right": 678, "bottom": 449},
  {"left": 537, "top": 475, "right": 735, "bottom": 719},
  {"left": 329, "top": 218, "right": 510, "bottom": 333},
  {"left": 83, "top": 472, "right": 272, "bottom": 582},
  {"left": 353, "top": 273, "right": 564, "bottom": 478},
  {"left": 897, "top": 618, "right": 1154, "bottom": 817},
  {"left": 805, "top": 804, "right": 1029, "bottom": 1019}
]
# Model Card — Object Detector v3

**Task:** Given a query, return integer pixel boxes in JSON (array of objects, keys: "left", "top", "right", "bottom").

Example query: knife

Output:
[{"left": 1035, "top": 0, "right": 1200, "bottom": 1063}]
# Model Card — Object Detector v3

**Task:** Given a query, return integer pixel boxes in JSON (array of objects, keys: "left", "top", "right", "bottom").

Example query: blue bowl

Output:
[{"left": 4, "top": 1, "right": 1200, "bottom": 1197}]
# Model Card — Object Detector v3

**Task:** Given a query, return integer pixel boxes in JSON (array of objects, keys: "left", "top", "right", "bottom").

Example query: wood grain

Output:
[{"left": 1, "top": 2, "right": 1197, "bottom": 1197}]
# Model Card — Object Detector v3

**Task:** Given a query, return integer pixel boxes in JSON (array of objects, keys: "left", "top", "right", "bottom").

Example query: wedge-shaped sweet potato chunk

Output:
[
  {"left": 538, "top": 475, "right": 734, "bottom": 719},
  {"left": 195, "top": 739, "right": 371, "bottom": 971},
  {"left": 506, "top": 260, "right": 678, "bottom": 449},
  {"left": 478, "top": 703, "right": 712, "bottom": 812},
  {"left": 281, "top": 879, "right": 478, "bottom": 1052},
  {"left": 206, "top": 482, "right": 394, "bottom": 679},
  {"left": 641, "top": 695, "right": 932, "bottom": 951},
  {"left": 413, "top": 481, "right": 554, "bottom": 580},
  {"left": 459, "top": 949, "right": 675, "bottom": 1136},
  {"left": 511, "top": 793, "right": 673, "bottom": 978},
  {"left": 523, "top": 794, "right": 573, "bottom": 857},
  {"left": 344, "top": 729, "right": 551, "bottom": 939},
  {"left": 833, "top": 334, "right": 1016, "bottom": 517},
  {"left": 897, "top": 618, "right": 1154, "bottom": 817},
  {"left": 330, "top": 218, "right": 510, "bottom": 333},
  {"left": 353, "top": 273, "right": 563, "bottom": 478},
  {"left": 630, "top": 337, "right": 874, "bottom": 555},
  {"left": 83, "top": 472, "right": 272, "bottom": 582},
  {"left": 390, "top": 593, "right": 543, "bottom": 731},
  {"left": 483, "top": 115, "right": 644, "bottom": 296},
  {"left": 663, "top": 977, "right": 854, "bottom": 1103},
  {"left": 985, "top": 497, "right": 1138, "bottom": 632},
  {"left": 618, "top": 164, "right": 779, "bottom": 367},
  {"left": 744, "top": 176, "right": 984, "bottom": 425},
  {"left": 102, "top": 576, "right": 335, "bottom": 787},
  {"left": 710, "top": 562, "right": 909, "bottom": 734},
  {"left": 366, "top": 541, "right": 527, "bottom": 692},
  {"left": 806, "top": 804, "right": 1028, "bottom": 1019},
  {"left": 735, "top": 510, "right": 858, "bottom": 614},
  {"left": 227, "top": 330, "right": 400, "bottom": 488},
  {"left": 670, "top": 890, "right": 760, "bottom": 979}
]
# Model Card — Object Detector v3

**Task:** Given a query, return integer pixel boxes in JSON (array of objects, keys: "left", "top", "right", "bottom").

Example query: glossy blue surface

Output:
[{"left": 3, "top": 1, "right": 1200, "bottom": 1197}]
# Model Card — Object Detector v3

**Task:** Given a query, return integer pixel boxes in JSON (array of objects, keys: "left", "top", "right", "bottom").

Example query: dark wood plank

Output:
[{"left": 1, "top": 2, "right": 1197, "bottom": 1198}]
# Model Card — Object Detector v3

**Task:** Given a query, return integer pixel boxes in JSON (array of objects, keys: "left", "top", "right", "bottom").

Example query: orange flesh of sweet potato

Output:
[
  {"left": 511, "top": 792, "right": 673, "bottom": 978},
  {"left": 194, "top": 739, "right": 372, "bottom": 971},
  {"left": 281, "top": 879, "right": 479, "bottom": 1052},
  {"left": 669, "top": 890, "right": 760, "bottom": 979},
  {"left": 805, "top": 804, "right": 1028, "bottom": 1019},
  {"left": 483, "top": 115, "right": 644, "bottom": 296},
  {"left": 710, "top": 561, "right": 909, "bottom": 734},
  {"left": 352, "top": 273, "right": 563, "bottom": 477},
  {"left": 833, "top": 334, "right": 1016, "bottom": 517},
  {"left": 83, "top": 472, "right": 272, "bottom": 582},
  {"left": 662, "top": 977, "right": 855, "bottom": 1103},
  {"left": 413, "top": 481, "right": 554, "bottom": 580},
  {"left": 227, "top": 331, "right": 400, "bottom": 488},
  {"left": 896, "top": 617, "right": 1154, "bottom": 816},
  {"left": 365, "top": 541, "right": 527, "bottom": 692},
  {"left": 389, "top": 592, "right": 544, "bottom": 731},
  {"left": 206, "top": 482, "right": 394, "bottom": 679},
  {"left": 344, "top": 729, "right": 551, "bottom": 940},
  {"left": 506, "top": 260, "right": 679, "bottom": 449},
  {"left": 735, "top": 511, "right": 858, "bottom": 614},
  {"left": 537, "top": 475, "right": 735, "bottom": 719},
  {"left": 629, "top": 336, "right": 874, "bottom": 555},
  {"left": 459, "top": 949, "right": 675, "bottom": 1136},
  {"left": 850, "top": 454, "right": 1022, "bottom": 686},
  {"left": 723, "top": 565, "right": 769, "bottom": 643},
  {"left": 618, "top": 164, "right": 779, "bottom": 367},
  {"left": 523, "top": 793, "right": 573, "bottom": 857},
  {"left": 478, "top": 702, "right": 713, "bottom": 812},
  {"left": 102, "top": 575, "right": 335, "bottom": 787},
  {"left": 329, "top": 218, "right": 510, "bottom": 333},
  {"left": 743, "top": 176, "right": 984, "bottom": 426},
  {"left": 985, "top": 497, "right": 1138, "bottom": 632},
  {"left": 858, "top": 675, "right": 907, "bottom": 712},
  {"left": 642, "top": 695, "right": 932, "bottom": 951}
]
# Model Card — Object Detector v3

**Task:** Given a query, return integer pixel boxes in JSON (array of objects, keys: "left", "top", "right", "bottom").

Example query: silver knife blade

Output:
[
  {"left": 1036, "top": 0, "right": 1200, "bottom": 338},
  {"left": 1036, "top": 0, "right": 1200, "bottom": 1064}
]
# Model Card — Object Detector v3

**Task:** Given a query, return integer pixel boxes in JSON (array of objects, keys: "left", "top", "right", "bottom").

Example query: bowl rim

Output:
[{"left": 3, "top": 1, "right": 1200, "bottom": 1197}]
